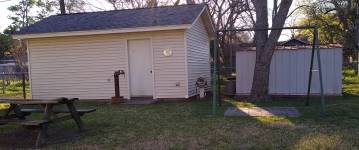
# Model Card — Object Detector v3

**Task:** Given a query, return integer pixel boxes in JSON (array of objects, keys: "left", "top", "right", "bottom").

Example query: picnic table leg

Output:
[
  {"left": 35, "top": 104, "right": 53, "bottom": 147},
  {"left": 35, "top": 126, "right": 48, "bottom": 147},
  {"left": 3, "top": 104, "right": 15, "bottom": 118},
  {"left": 66, "top": 102, "right": 84, "bottom": 131},
  {"left": 3, "top": 104, "right": 26, "bottom": 119}
]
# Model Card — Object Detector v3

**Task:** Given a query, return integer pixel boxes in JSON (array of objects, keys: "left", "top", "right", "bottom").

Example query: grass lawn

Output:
[
  {"left": 343, "top": 69, "right": 359, "bottom": 95},
  {"left": 0, "top": 80, "right": 31, "bottom": 99},
  {"left": 0, "top": 80, "right": 30, "bottom": 109},
  {"left": 0, "top": 70, "right": 358, "bottom": 149},
  {"left": 14, "top": 97, "right": 356, "bottom": 149}
]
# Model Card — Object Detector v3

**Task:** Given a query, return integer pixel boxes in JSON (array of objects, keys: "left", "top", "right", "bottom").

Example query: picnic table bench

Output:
[{"left": 0, "top": 97, "right": 96, "bottom": 147}]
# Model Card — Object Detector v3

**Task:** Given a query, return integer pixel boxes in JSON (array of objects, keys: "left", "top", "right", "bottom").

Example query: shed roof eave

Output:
[{"left": 12, "top": 24, "right": 192, "bottom": 39}]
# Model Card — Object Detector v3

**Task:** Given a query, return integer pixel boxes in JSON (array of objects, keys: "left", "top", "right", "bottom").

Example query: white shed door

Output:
[{"left": 128, "top": 39, "right": 153, "bottom": 97}]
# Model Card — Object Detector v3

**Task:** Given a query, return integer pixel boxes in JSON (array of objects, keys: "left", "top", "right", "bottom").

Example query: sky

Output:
[{"left": 0, "top": 0, "right": 301, "bottom": 40}]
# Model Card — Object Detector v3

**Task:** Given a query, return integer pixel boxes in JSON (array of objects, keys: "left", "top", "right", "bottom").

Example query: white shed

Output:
[
  {"left": 236, "top": 46, "right": 343, "bottom": 96},
  {"left": 13, "top": 4, "right": 215, "bottom": 100}
]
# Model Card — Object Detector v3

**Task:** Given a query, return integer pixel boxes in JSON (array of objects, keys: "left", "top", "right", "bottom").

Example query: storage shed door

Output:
[{"left": 128, "top": 39, "right": 153, "bottom": 97}]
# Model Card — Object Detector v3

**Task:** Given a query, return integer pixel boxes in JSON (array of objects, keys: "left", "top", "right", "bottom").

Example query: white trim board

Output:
[{"left": 13, "top": 24, "right": 192, "bottom": 39}]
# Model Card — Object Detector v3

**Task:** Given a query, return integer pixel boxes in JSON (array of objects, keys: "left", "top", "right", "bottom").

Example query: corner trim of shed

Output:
[{"left": 189, "top": 5, "right": 216, "bottom": 40}]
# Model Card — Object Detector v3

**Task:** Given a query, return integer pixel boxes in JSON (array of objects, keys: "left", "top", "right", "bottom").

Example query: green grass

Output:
[
  {"left": 0, "top": 80, "right": 30, "bottom": 99},
  {"left": 0, "top": 80, "right": 30, "bottom": 110},
  {"left": 27, "top": 97, "right": 357, "bottom": 149},
  {"left": 0, "top": 70, "right": 359, "bottom": 149},
  {"left": 0, "top": 103, "right": 9, "bottom": 109},
  {"left": 343, "top": 69, "right": 359, "bottom": 95}
]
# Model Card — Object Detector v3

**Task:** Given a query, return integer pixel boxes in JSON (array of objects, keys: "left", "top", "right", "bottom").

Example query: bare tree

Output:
[
  {"left": 11, "top": 40, "right": 28, "bottom": 72},
  {"left": 60, "top": 0, "right": 65, "bottom": 13},
  {"left": 107, "top": 0, "right": 182, "bottom": 9},
  {"left": 104, "top": 0, "right": 253, "bottom": 75},
  {"left": 186, "top": 0, "right": 195, "bottom": 4},
  {"left": 250, "top": 0, "right": 293, "bottom": 101},
  {"left": 211, "top": 0, "right": 253, "bottom": 73}
]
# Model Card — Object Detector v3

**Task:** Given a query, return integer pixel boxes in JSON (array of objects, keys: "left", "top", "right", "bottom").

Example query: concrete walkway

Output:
[{"left": 224, "top": 107, "right": 301, "bottom": 117}]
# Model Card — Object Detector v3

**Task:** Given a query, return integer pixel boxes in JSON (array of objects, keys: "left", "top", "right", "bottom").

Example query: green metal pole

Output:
[
  {"left": 212, "top": 34, "right": 218, "bottom": 115},
  {"left": 314, "top": 27, "right": 325, "bottom": 115},
  {"left": 306, "top": 27, "right": 316, "bottom": 106}
]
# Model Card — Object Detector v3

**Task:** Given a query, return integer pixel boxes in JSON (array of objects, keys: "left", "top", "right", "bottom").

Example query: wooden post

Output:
[
  {"left": 36, "top": 104, "right": 53, "bottom": 147},
  {"left": 2, "top": 75, "right": 4, "bottom": 94},
  {"left": 114, "top": 73, "right": 120, "bottom": 97},
  {"left": 22, "top": 73, "right": 26, "bottom": 99}
]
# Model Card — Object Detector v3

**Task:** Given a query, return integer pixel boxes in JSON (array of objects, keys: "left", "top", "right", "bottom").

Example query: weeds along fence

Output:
[{"left": 0, "top": 72, "right": 29, "bottom": 99}]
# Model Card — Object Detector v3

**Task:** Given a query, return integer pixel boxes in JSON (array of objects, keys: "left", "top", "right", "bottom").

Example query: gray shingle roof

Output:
[{"left": 16, "top": 4, "right": 205, "bottom": 35}]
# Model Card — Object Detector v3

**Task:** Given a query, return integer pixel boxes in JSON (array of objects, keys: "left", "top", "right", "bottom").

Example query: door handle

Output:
[{"left": 150, "top": 70, "right": 152, "bottom": 73}]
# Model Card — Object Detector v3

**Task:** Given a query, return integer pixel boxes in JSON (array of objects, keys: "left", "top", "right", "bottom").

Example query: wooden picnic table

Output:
[{"left": 0, "top": 97, "right": 96, "bottom": 147}]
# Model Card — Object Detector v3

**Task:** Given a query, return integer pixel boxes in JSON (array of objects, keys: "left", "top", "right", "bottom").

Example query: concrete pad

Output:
[
  {"left": 224, "top": 107, "right": 301, "bottom": 117},
  {"left": 125, "top": 98, "right": 159, "bottom": 104}
]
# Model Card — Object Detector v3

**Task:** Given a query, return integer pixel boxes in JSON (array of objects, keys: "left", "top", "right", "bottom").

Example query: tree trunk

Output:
[
  {"left": 356, "top": 1, "right": 359, "bottom": 75},
  {"left": 250, "top": 57, "right": 271, "bottom": 100},
  {"left": 250, "top": 0, "right": 293, "bottom": 101},
  {"left": 60, "top": 0, "right": 66, "bottom": 14}
]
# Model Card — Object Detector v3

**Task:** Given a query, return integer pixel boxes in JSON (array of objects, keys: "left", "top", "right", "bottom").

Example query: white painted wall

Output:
[
  {"left": 185, "top": 17, "right": 211, "bottom": 97},
  {"left": 28, "top": 30, "right": 188, "bottom": 100},
  {"left": 236, "top": 48, "right": 342, "bottom": 95}
]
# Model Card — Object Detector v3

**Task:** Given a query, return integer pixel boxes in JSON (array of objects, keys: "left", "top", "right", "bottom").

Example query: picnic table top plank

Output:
[
  {"left": 0, "top": 98, "right": 69, "bottom": 105},
  {"left": 21, "top": 108, "right": 97, "bottom": 114}
]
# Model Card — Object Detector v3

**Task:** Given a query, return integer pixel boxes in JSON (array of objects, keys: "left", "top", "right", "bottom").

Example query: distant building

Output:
[{"left": 280, "top": 38, "right": 309, "bottom": 46}]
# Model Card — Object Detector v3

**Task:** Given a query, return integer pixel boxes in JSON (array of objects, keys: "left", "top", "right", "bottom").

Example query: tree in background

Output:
[
  {"left": 4, "top": 0, "right": 86, "bottom": 71},
  {"left": 63, "top": 0, "right": 86, "bottom": 13},
  {"left": 296, "top": 0, "right": 359, "bottom": 69},
  {"left": 186, "top": 0, "right": 253, "bottom": 74},
  {"left": 106, "top": 0, "right": 181, "bottom": 9},
  {"left": 0, "top": 33, "right": 12, "bottom": 59},
  {"left": 36, "top": 0, "right": 57, "bottom": 19},
  {"left": 5, "top": 0, "right": 55, "bottom": 71},
  {"left": 3, "top": 0, "right": 38, "bottom": 71},
  {"left": 10, "top": 40, "right": 28, "bottom": 72},
  {"left": 6, "top": 0, "right": 38, "bottom": 33},
  {"left": 6, "top": 0, "right": 85, "bottom": 33},
  {"left": 249, "top": 0, "right": 293, "bottom": 101},
  {"left": 296, "top": 13, "right": 344, "bottom": 44}
]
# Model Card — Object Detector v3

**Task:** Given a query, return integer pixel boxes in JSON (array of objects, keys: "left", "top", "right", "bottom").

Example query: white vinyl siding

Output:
[
  {"left": 28, "top": 30, "right": 187, "bottom": 100},
  {"left": 28, "top": 35, "right": 129, "bottom": 99},
  {"left": 152, "top": 31, "right": 187, "bottom": 98},
  {"left": 185, "top": 17, "right": 211, "bottom": 97}
]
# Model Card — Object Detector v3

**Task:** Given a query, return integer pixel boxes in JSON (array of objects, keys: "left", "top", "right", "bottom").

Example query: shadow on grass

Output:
[{"left": 219, "top": 96, "right": 359, "bottom": 149}]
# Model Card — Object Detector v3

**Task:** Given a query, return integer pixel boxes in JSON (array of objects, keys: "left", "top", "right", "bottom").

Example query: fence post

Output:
[
  {"left": 2, "top": 75, "right": 4, "bottom": 94},
  {"left": 22, "top": 73, "right": 26, "bottom": 99}
]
